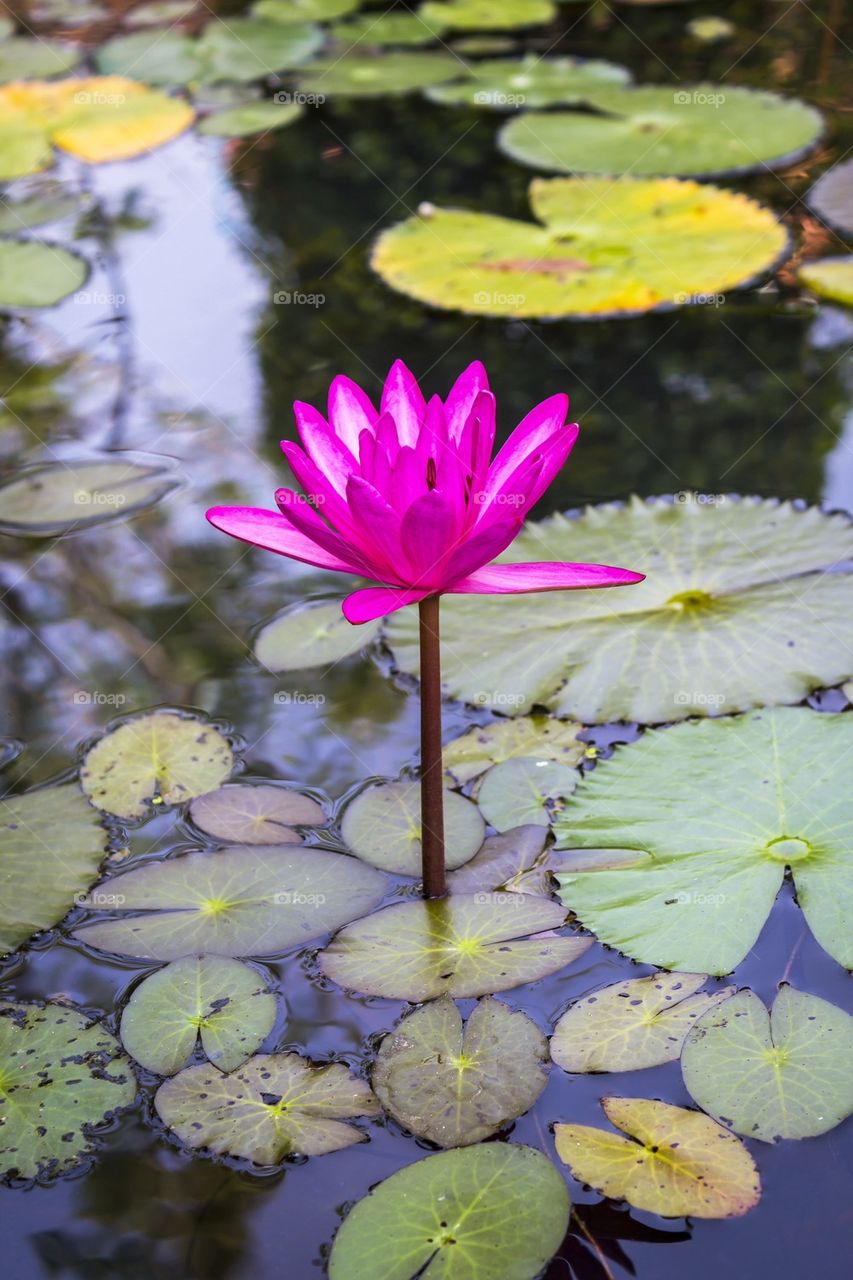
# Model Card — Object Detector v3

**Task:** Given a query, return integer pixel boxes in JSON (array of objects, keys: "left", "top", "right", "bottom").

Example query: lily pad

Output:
[
  {"left": 371, "top": 179, "right": 787, "bottom": 319},
  {"left": 555, "top": 707, "right": 853, "bottom": 973},
  {"left": 155, "top": 1052, "right": 378, "bottom": 1162},
  {"left": 198, "top": 101, "right": 303, "bottom": 136},
  {"left": 681, "top": 985, "right": 853, "bottom": 1142},
  {"left": 254, "top": 599, "right": 379, "bottom": 672},
  {"left": 446, "top": 826, "right": 550, "bottom": 895},
  {"left": 0, "top": 37, "right": 80, "bottom": 83},
  {"left": 383, "top": 498, "right": 853, "bottom": 721},
  {"left": 341, "top": 780, "right": 484, "bottom": 875},
  {"left": 329, "top": 1143, "right": 570, "bottom": 1280},
  {"left": 373, "top": 995, "right": 548, "bottom": 1147},
  {"left": 319, "top": 893, "right": 591, "bottom": 1001},
  {"left": 799, "top": 256, "right": 853, "bottom": 308},
  {"left": 443, "top": 716, "right": 586, "bottom": 786},
  {"left": 189, "top": 782, "right": 325, "bottom": 844},
  {"left": 427, "top": 55, "right": 631, "bottom": 109},
  {"left": 72, "top": 844, "right": 387, "bottom": 960},
  {"left": 124, "top": 0, "right": 199, "bottom": 24},
  {"left": 420, "top": 0, "right": 557, "bottom": 30},
  {"left": 0, "top": 182, "right": 84, "bottom": 231},
  {"left": 477, "top": 759, "right": 578, "bottom": 830},
  {"left": 0, "top": 1001, "right": 136, "bottom": 1182},
  {"left": 551, "top": 973, "right": 735, "bottom": 1073},
  {"left": 253, "top": 0, "right": 360, "bottom": 18},
  {"left": 295, "top": 52, "right": 461, "bottom": 97},
  {"left": 0, "top": 237, "right": 87, "bottom": 308},
  {"left": 0, "top": 455, "right": 178, "bottom": 534},
  {"left": 333, "top": 12, "right": 448, "bottom": 46},
  {"left": 0, "top": 785, "right": 108, "bottom": 958},
  {"left": 120, "top": 956, "right": 278, "bottom": 1075},
  {"left": 498, "top": 84, "right": 822, "bottom": 178},
  {"left": 554, "top": 1097, "right": 760, "bottom": 1219},
  {"left": 80, "top": 711, "right": 234, "bottom": 820},
  {"left": 808, "top": 157, "right": 853, "bottom": 236}
]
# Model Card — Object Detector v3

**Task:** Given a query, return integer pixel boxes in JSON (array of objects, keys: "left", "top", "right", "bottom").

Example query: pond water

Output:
[{"left": 2, "top": 1, "right": 852, "bottom": 1278}]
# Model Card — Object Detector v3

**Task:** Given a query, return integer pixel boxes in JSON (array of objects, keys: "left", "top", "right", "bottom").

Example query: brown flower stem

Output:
[{"left": 418, "top": 594, "right": 446, "bottom": 898}]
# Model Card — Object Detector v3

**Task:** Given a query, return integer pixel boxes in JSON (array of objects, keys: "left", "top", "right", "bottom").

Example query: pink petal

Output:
[
  {"left": 342, "top": 585, "right": 428, "bottom": 624},
  {"left": 328, "top": 375, "right": 378, "bottom": 453},
  {"left": 448, "top": 562, "right": 646, "bottom": 593},
  {"left": 381, "top": 359, "right": 425, "bottom": 448},
  {"left": 444, "top": 361, "right": 490, "bottom": 442},
  {"left": 293, "top": 404, "right": 359, "bottom": 496},
  {"left": 206, "top": 507, "right": 365, "bottom": 575},
  {"left": 443, "top": 517, "right": 524, "bottom": 584},
  {"left": 346, "top": 476, "right": 409, "bottom": 578},
  {"left": 281, "top": 441, "right": 358, "bottom": 538},
  {"left": 400, "top": 490, "right": 459, "bottom": 583},
  {"left": 485, "top": 394, "right": 570, "bottom": 497},
  {"left": 274, "top": 491, "right": 381, "bottom": 577}
]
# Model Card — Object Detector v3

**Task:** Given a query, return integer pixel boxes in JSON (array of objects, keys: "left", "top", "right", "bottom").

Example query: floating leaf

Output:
[
  {"left": 372, "top": 178, "right": 786, "bottom": 318},
  {"left": 124, "top": 0, "right": 199, "bottom": 25},
  {"left": 120, "top": 956, "right": 278, "bottom": 1075},
  {"left": 0, "top": 237, "right": 86, "bottom": 308},
  {"left": 341, "top": 780, "right": 484, "bottom": 875},
  {"left": 0, "top": 182, "right": 83, "bottom": 231},
  {"left": 295, "top": 52, "right": 461, "bottom": 97},
  {"left": 551, "top": 973, "right": 735, "bottom": 1073},
  {"left": 446, "top": 826, "right": 549, "bottom": 895},
  {"left": 681, "top": 986, "right": 853, "bottom": 1142},
  {"left": 443, "top": 716, "right": 586, "bottom": 786},
  {"left": 254, "top": 599, "right": 378, "bottom": 672},
  {"left": 384, "top": 498, "right": 853, "bottom": 721},
  {"left": 0, "top": 37, "right": 80, "bottom": 83},
  {"left": 0, "top": 1001, "right": 136, "bottom": 1182},
  {"left": 686, "top": 16, "right": 735, "bottom": 41},
  {"left": 329, "top": 1143, "right": 570, "bottom": 1280},
  {"left": 498, "top": 85, "right": 822, "bottom": 178},
  {"left": 799, "top": 256, "right": 853, "bottom": 308},
  {"left": 253, "top": 0, "right": 360, "bottom": 18},
  {"left": 808, "top": 158, "right": 853, "bottom": 236},
  {"left": 0, "top": 455, "right": 178, "bottom": 534},
  {"left": 555, "top": 707, "right": 853, "bottom": 973},
  {"left": 428, "top": 55, "right": 631, "bottom": 109},
  {"left": 73, "top": 844, "right": 387, "bottom": 960},
  {"left": 554, "top": 1097, "right": 760, "bottom": 1219},
  {"left": 373, "top": 995, "right": 548, "bottom": 1147},
  {"left": 320, "top": 893, "right": 591, "bottom": 1001},
  {"left": 0, "top": 785, "right": 108, "bottom": 958},
  {"left": 155, "top": 1052, "right": 378, "bottom": 1162},
  {"left": 333, "top": 12, "right": 448, "bottom": 46},
  {"left": 96, "top": 20, "right": 324, "bottom": 86},
  {"left": 198, "top": 100, "right": 303, "bottom": 136},
  {"left": 477, "top": 759, "right": 578, "bottom": 830},
  {"left": 420, "top": 0, "right": 557, "bottom": 30},
  {"left": 189, "top": 782, "right": 325, "bottom": 844}
]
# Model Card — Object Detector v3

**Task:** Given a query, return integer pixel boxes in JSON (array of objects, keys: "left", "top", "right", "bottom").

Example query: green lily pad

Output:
[
  {"left": 686, "top": 16, "right": 735, "bottom": 41},
  {"left": 476, "top": 759, "right": 578, "bottom": 830},
  {"left": 681, "top": 985, "right": 853, "bottom": 1142},
  {"left": 551, "top": 973, "right": 735, "bottom": 1073},
  {"left": 498, "top": 85, "right": 823, "bottom": 178},
  {"left": 120, "top": 956, "right": 278, "bottom": 1075},
  {"left": 124, "top": 0, "right": 199, "bottom": 25},
  {"left": 198, "top": 101, "right": 304, "bottom": 136},
  {"left": 808, "top": 157, "right": 853, "bottom": 236},
  {"left": 446, "top": 826, "right": 550, "bottom": 895},
  {"left": 189, "top": 782, "right": 325, "bottom": 844},
  {"left": 799, "top": 256, "right": 853, "bottom": 308},
  {"left": 295, "top": 52, "right": 461, "bottom": 97},
  {"left": 0, "top": 1001, "right": 136, "bottom": 1182},
  {"left": 427, "top": 55, "right": 631, "bottom": 109},
  {"left": 384, "top": 498, "right": 853, "bottom": 721},
  {"left": 96, "top": 20, "right": 324, "bottom": 86},
  {"left": 0, "top": 237, "right": 87, "bottom": 308},
  {"left": 341, "top": 780, "right": 484, "bottom": 875},
  {"left": 254, "top": 599, "right": 379, "bottom": 672},
  {"left": 253, "top": 0, "right": 360, "bottom": 19},
  {"left": 0, "top": 785, "right": 108, "bottom": 958},
  {"left": 443, "top": 716, "right": 586, "bottom": 786},
  {"left": 373, "top": 995, "right": 548, "bottom": 1147},
  {"left": 0, "top": 37, "right": 80, "bottom": 83},
  {"left": 420, "top": 0, "right": 557, "bottom": 30},
  {"left": 72, "top": 844, "right": 387, "bottom": 960},
  {"left": 155, "top": 1051, "right": 378, "bottom": 1162},
  {"left": 372, "top": 178, "right": 787, "bottom": 319},
  {"left": 329, "top": 1143, "right": 570, "bottom": 1280},
  {"left": 333, "top": 12, "right": 448, "bottom": 46},
  {"left": 0, "top": 183, "right": 84, "bottom": 232},
  {"left": 555, "top": 707, "right": 853, "bottom": 973},
  {"left": 0, "top": 455, "right": 178, "bottom": 534},
  {"left": 319, "top": 893, "right": 591, "bottom": 1001},
  {"left": 554, "top": 1097, "right": 760, "bottom": 1219}
]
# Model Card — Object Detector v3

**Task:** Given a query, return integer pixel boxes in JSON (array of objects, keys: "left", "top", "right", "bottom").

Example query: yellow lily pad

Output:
[{"left": 799, "top": 256, "right": 853, "bottom": 308}]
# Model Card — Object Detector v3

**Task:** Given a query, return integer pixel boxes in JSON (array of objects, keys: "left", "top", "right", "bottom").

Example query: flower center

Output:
[
  {"left": 666, "top": 589, "right": 715, "bottom": 611},
  {"left": 763, "top": 836, "right": 812, "bottom": 863}
]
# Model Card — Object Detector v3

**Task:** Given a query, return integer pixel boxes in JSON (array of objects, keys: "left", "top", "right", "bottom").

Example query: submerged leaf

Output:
[
  {"left": 443, "top": 715, "right": 586, "bottom": 786},
  {"left": 341, "top": 780, "right": 484, "bottom": 875},
  {"left": 0, "top": 455, "right": 178, "bottom": 534},
  {"left": 189, "top": 782, "right": 325, "bottom": 844},
  {"left": 254, "top": 599, "right": 379, "bottom": 672},
  {"left": 476, "top": 758, "right": 578, "bottom": 830},
  {"left": 0, "top": 237, "right": 87, "bottom": 308}
]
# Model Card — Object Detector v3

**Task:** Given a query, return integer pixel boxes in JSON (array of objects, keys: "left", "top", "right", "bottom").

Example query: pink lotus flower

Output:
[{"left": 207, "top": 360, "right": 643, "bottom": 622}]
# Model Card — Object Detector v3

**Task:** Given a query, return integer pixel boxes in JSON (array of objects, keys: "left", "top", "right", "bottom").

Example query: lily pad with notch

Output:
[
  {"left": 0, "top": 454, "right": 179, "bottom": 535},
  {"left": 443, "top": 715, "right": 586, "bottom": 786},
  {"left": 476, "top": 758, "right": 578, "bottom": 830},
  {"left": 332, "top": 12, "right": 448, "bottom": 46},
  {"left": 0, "top": 237, "right": 87, "bottom": 309},
  {"left": 341, "top": 780, "right": 484, "bottom": 875},
  {"left": 420, "top": 0, "right": 558, "bottom": 30},
  {"left": 254, "top": 598, "right": 380, "bottom": 672},
  {"left": 427, "top": 54, "right": 631, "bottom": 109},
  {"left": 294, "top": 52, "right": 461, "bottom": 97},
  {"left": 189, "top": 781, "right": 325, "bottom": 844}
]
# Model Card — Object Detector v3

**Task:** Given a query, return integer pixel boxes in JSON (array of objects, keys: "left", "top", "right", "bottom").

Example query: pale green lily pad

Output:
[
  {"left": 319, "top": 893, "right": 591, "bottom": 1001},
  {"left": 499, "top": 85, "right": 822, "bottom": 178},
  {"left": 427, "top": 55, "right": 631, "bottom": 108},
  {"left": 341, "top": 780, "right": 484, "bottom": 875},
  {"left": 0, "top": 455, "right": 178, "bottom": 535},
  {"left": 808, "top": 158, "right": 853, "bottom": 236},
  {"left": 295, "top": 52, "right": 461, "bottom": 97},
  {"left": 384, "top": 498, "right": 853, "bottom": 722},
  {"left": 551, "top": 973, "right": 735, "bottom": 1073},
  {"left": 96, "top": 20, "right": 324, "bottom": 86},
  {"left": 329, "top": 1143, "right": 570, "bottom": 1280},
  {"left": 253, "top": 0, "right": 360, "bottom": 19},
  {"left": 0, "top": 785, "right": 108, "bottom": 958},
  {"left": 198, "top": 101, "right": 303, "bottom": 136},
  {"left": 333, "top": 12, "right": 448, "bottom": 46},
  {"left": 72, "top": 844, "right": 387, "bottom": 960},
  {"left": 443, "top": 716, "right": 586, "bottom": 786},
  {"left": 555, "top": 1097, "right": 760, "bottom": 1219},
  {"left": 372, "top": 179, "right": 787, "bottom": 319},
  {"left": 446, "top": 826, "right": 550, "bottom": 895},
  {"left": 477, "top": 759, "right": 578, "bottom": 830},
  {"left": 0, "top": 183, "right": 83, "bottom": 232},
  {"left": 0, "top": 237, "right": 87, "bottom": 308},
  {"left": 155, "top": 1051, "right": 378, "bottom": 1162},
  {"left": 555, "top": 707, "right": 853, "bottom": 974},
  {"left": 420, "top": 0, "right": 557, "bottom": 30},
  {"left": 124, "top": 0, "right": 199, "bottom": 25},
  {"left": 0, "top": 38, "right": 80, "bottom": 83},
  {"left": 687, "top": 16, "right": 735, "bottom": 41},
  {"left": 254, "top": 599, "right": 379, "bottom": 672},
  {"left": 189, "top": 782, "right": 325, "bottom": 843},
  {"left": 373, "top": 995, "right": 548, "bottom": 1147},
  {"left": 681, "top": 985, "right": 853, "bottom": 1142},
  {"left": 80, "top": 711, "right": 234, "bottom": 820},
  {"left": 799, "top": 256, "right": 853, "bottom": 308},
  {"left": 120, "top": 956, "right": 278, "bottom": 1075},
  {"left": 0, "top": 1001, "right": 136, "bottom": 1182}
]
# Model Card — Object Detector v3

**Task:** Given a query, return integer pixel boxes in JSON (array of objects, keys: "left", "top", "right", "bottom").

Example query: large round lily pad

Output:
[
  {"left": 383, "top": 498, "right": 853, "bottom": 722},
  {"left": 799, "top": 256, "right": 853, "bottom": 308},
  {"left": 319, "top": 893, "right": 591, "bottom": 1001},
  {"left": 373, "top": 995, "right": 548, "bottom": 1147},
  {"left": 295, "top": 52, "right": 461, "bottom": 97},
  {"left": 476, "top": 758, "right": 578, "bottom": 830},
  {"left": 0, "top": 37, "right": 80, "bottom": 82},
  {"left": 341, "top": 780, "right": 485, "bottom": 875},
  {"left": 254, "top": 599, "right": 379, "bottom": 672},
  {"left": 427, "top": 55, "right": 631, "bottom": 109},
  {"left": 681, "top": 986, "right": 853, "bottom": 1142},
  {"left": 0, "top": 785, "right": 109, "bottom": 958},
  {"left": 498, "top": 85, "right": 822, "bottom": 177},
  {"left": 372, "top": 179, "right": 786, "bottom": 319},
  {"left": 329, "top": 1143, "right": 571, "bottom": 1280},
  {"left": 443, "top": 716, "right": 586, "bottom": 786},
  {"left": 0, "top": 237, "right": 87, "bottom": 308},
  {"left": 0, "top": 1001, "right": 136, "bottom": 1182},
  {"left": 189, "top": 782, "right": 325, "bottom": 844},
  {"left": 156, "top": 1052, "right": 378, "bottom": 1163},
  {"left": 554, "top": 1097, "right": 760, "bottom": 1219},
  {"left": 0, "top": 455, "right": 178, "bottom": 533},
  {"left": 332, "top": 12, "right": 448, "bottom": 46},
  {"left": 807, "top": 157, "right": 853, "bottom": 236},
  {"left": 420, "top": 0, "right": 557, "bottom": 29},
  {"left": 73, "top": 844, "right": 387, "bottom": 960},
  {"left": 555, "top": 707, "right": 853, "bottom": 973}
]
